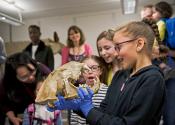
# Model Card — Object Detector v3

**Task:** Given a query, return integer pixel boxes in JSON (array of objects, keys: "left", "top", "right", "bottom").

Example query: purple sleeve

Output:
[{"left": 38, "top": 63, "right": 51, "bottom": 75}]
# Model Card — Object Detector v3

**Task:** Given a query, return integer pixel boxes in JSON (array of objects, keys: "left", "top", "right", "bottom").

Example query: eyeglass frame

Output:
[
  {"left": 114, "top": 38, "right": 137, "bottom": 52},
  {"left": 83, "top": 65, "right": 101, "bottom": 74}
]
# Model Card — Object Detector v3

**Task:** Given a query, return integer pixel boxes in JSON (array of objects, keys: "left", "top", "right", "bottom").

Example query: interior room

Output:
[
  {"left": 0, "top": 0, "right": 174, "bottom": 67},
  {"left": 0, "top": 0, "right": 175, "bottom": 125}
]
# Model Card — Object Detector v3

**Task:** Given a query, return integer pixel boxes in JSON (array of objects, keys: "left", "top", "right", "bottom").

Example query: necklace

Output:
[
  {"left": 73, "top": 46, "right": 80, "bottom": 55},
  {"left": 72, "top": 46, "right": 81, "bottom": 61}
]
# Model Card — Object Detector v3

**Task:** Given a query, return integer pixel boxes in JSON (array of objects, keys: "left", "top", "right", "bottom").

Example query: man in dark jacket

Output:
[{"left": 24, "top": 25, "right": 54, "bottom": 71}]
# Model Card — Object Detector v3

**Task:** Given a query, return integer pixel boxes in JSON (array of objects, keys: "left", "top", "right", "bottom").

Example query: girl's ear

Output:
[{"left": 136, "top": 38, "right": 145, "bottom": 52}]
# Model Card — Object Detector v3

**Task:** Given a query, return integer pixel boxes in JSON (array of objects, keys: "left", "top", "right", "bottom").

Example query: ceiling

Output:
[{"left": 0, "top": 0, "right": 175, "bottom": 20}]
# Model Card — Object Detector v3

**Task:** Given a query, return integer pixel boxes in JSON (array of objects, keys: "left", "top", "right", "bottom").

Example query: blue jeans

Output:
[{"left": 163, "top": 78, "right": 175, "bottom": 125}]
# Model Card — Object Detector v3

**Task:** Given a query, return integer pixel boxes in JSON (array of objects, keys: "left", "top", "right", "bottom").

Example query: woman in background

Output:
[
  {"left": 61, "top": 25, "right": 93, "bottom": 125},
  {"left": 0, "top": 52, "right": 51, "bottom": 125},
  {"left": 61, "top": 25, "right": 93, "bottom": 65}
]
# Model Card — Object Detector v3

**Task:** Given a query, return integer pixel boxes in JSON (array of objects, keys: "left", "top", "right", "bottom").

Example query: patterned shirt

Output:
[{"left": 68, "top": 53, "right": 86, "bottom": 62}]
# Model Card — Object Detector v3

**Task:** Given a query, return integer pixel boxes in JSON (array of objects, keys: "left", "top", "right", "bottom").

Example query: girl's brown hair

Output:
[
  {"left": 96, "top": 30, "right": 115, "bottom": 56},
  {"left": 67, "top": 25, "right": 85, "bottom": 47},
  {"left": 96, "top": 30, "right": 116, "bottom": 83},
  {"left": 155, "top": 1, "right": 173, "bottom": 18},
  {"left": 81, "top": 55, "right": 108, "bottom": 85}
]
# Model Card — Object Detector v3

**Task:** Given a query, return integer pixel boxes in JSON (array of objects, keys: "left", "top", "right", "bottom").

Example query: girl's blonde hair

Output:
[{"left": 96, "top": 30, "right": 115, "bottom": 56}]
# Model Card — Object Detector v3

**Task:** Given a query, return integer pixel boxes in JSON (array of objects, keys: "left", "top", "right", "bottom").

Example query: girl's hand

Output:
[
  {"left": 10, "top": 116, "right": 22, "bottom": 125},
  {"left": 7, "top": 111, "right": 22, "bottom": 125}
]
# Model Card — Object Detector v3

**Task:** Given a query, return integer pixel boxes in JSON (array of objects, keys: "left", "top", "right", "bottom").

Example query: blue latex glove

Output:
[
  {"left": 47, "top": 95, "right": 81, "bottom": 112},
  {"left": 78, "top": 87, "right": 94, "bottom": 117}
]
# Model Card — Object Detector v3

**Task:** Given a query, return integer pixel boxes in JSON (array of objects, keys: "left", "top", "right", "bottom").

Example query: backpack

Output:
[
  {"left": 163, "top": 18, "right": 175, "bottom": 49},
  {"left": 162, "top": 18, "right": 175, "bottom": 68},
  {"left": 27, "top": 104, "right": 60, "bottom": 125}
]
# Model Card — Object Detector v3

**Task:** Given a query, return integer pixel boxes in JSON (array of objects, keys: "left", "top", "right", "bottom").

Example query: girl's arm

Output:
[{"left": 6, "top": 111, "right": 22, "bottom": 125}]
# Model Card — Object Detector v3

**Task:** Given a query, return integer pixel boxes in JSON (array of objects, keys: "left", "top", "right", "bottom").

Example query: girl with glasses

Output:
[
  {"left": 86, "top": 20, "right": 164, "bottom": 125},
  {"left": 70, "top": 55, "right": 108, "bottom": 125}
]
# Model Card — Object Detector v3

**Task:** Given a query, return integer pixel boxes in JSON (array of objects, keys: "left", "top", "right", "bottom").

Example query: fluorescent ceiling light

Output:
[
  {"left": 1, "top": 0, "right": 24, "bottom": 11},
  {"left": 121, "top": 0, "right": 137, "bottom": 14},
  {"left": 0, "top": 0, "right": 24, "bottom": 26},
  {"left": 0, "top": 12, "right": 24, "bottom": 26}
]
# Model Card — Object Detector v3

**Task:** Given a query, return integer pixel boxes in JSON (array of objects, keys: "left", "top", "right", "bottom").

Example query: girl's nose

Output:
[
  {"left": 28, "top": 75, "right": 35, "bottom": 81},
  {"left": 115, "top": 51, "right": 119, "bottom": 57},
  {"left": 101, "top": 49, "right": 106, "bottom": 56},
  {"left": 114, "top": 47, "right": 119, "bottom": 56}
]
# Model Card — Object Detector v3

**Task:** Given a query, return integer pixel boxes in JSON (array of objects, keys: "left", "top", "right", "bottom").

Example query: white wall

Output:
[
  {"left": 0, "top": 8, "right": 141, "bottom": 68},
  {"left": 0, "top": 23, "right": 11, "bottom": 42}
]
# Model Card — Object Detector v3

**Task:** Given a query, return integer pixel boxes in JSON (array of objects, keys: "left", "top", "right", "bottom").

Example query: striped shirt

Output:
[{"left": 70, "top": 83, "right": 108, "bottom": 125}]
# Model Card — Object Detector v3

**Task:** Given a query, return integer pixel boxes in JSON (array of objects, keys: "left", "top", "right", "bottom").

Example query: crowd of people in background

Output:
[
  {"left": 0, "top": 1, "right": 175, "bottom": 125},
  {"left": 141, "top": 2, "right": 175, "bottom": 125}
]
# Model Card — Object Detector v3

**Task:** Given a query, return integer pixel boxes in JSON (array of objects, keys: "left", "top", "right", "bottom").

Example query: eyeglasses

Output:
[
  {"left": 17, "top": 69, "right": 36, "bottom": 82},
  {"left": 115, "top": 38, "right": 137, "bottom": 52},
  {"left": 83, "top": 65, "right": 100, "bottom": 73}
]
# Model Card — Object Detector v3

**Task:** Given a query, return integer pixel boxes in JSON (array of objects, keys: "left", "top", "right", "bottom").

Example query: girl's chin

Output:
[
  {"left": 121, "top": 64, "right": 130, "bottom": 70},
  {"left": 104, "top": 60, "right": 111, "bottom": 64}
]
